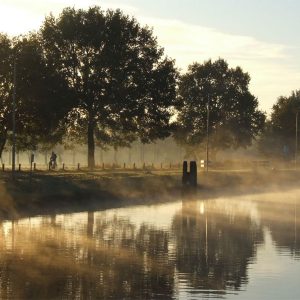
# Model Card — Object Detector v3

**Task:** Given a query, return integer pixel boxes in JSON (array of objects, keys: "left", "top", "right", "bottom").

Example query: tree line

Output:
[{"left": 0, "top": 6, "right": 296, "bottom": 168}]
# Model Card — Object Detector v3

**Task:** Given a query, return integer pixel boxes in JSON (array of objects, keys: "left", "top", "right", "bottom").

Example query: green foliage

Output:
[
  {"left": 258, "top": 90, "right": 300, "bottom": 158},
  {"left": 14, "top": 35, "right": 74, "bottom": 151},
  {"left": 0, "top": 33, "right": 74, "bottom": 157},
  {"left": 175, "top": 59, "right": 265, "bottom": 157},
  {"left": 40, "top": 7, "right": 178, "bottom": 168},
  {"left": 0, "top": 33, "right": 12, "bottom": 157}
]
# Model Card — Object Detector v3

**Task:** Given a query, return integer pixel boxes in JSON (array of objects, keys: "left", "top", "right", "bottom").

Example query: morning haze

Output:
[{"left": 0, "top": 1, "right": 299, "bottom": 299}]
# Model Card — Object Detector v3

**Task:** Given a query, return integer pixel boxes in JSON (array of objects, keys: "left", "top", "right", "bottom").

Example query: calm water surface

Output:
[{"left": 0, "top": 189, "right": 299, "bottom": 299}]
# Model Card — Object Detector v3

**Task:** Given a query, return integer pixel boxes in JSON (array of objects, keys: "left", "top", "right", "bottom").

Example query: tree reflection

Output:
[
  {"left": 0, "top": 213, "right": 175, "bottom": 299},
  {"left": 0, "top": 192, "right": 282, "bottom": 299},
  {"left": 257, "top": 196, "right": 300, "bottom": 258},
  {"left": 172, "top": 191, "right": 263, "bottom": 294}
]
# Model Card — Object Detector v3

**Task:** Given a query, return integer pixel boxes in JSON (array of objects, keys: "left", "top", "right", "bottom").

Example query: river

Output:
[{"left": 0, "top": 188, "right": 299, "bottom": 299}]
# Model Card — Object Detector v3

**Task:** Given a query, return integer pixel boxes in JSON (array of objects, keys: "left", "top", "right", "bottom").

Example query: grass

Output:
[{"left": 1, "top": 167, "right": 300, "bottom": 219}]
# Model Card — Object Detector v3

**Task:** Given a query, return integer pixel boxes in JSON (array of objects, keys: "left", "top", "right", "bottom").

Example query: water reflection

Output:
[
  {"left": 256, "top": 191, "right": 300, "bottom": 258},
  {"left": 172, "top": 191, "right": 263, "bottom": 297},
  {"left": 0, "top": 189, "right": 299, "bottom": 299}
]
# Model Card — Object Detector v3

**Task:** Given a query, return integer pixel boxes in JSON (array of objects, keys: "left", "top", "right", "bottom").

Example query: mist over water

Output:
[{"left": 0, "top": 188, "right": 299, "bottom": 299}]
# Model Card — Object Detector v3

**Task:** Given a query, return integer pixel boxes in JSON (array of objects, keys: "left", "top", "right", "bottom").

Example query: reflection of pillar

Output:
[
  {"left": 295, "top": 199, "right": 297, "bottom": 257},
  {"left": 181, "top": 197, "right": 199, "bottom": 228},
  {"left": 87, "top": 211, "right": 94, "bottom": 238},
  {"left": 51, "top": 215, "right": 56, "bottom": 226},
  {"left": 205, "top": 215, "right": 208, "bottom": 264},
  {"left": 12, "top": 220, "right": 15, "bottom": 250},
  {"left": 83, "top": 211, "right": 94, "bottom": 299}
]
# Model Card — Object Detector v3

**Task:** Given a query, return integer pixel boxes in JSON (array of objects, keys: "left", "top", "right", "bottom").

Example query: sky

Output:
[{"left": 1, "top": 0, "right": 300, "bottom": 114}]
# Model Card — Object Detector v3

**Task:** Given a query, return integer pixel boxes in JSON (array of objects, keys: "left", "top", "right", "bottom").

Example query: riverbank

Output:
[{"left": 1, "top": 168, "right": 300, "bottom": 219}]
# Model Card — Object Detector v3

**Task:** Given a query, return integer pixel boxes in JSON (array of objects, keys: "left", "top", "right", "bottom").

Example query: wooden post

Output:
[
  {"left": 2, "top": 163, "right": 4, "bottom": 171},
  {"left": 18, "top": 164, "right": 21, "bottom": 171},
  {"left": 182, "top": 161, "right": 197, "bottom": 187},
  {"left": 182, "top": 161, "right": 188, "bottom": 185},
  {"left": 77, "top": 163, "right": 80, "bottom": 170},
  {"left": 190, "top": 161, "right": 197, "bottom": 187}
]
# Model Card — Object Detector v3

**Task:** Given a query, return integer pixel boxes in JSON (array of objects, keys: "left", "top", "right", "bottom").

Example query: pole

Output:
[
  {"left": 296, "top": 112, "right": 298, "bottom": 169},
  {"left": 12, "top": 59, "right": 16, "bottom": 178},
  {"left": 206, "top": 96, "right": 210, "bottom": 172}
]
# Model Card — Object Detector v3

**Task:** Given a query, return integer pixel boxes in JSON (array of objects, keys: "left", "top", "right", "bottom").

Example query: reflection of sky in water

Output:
[{"left": 0, "top": 189, "right": 299, "bottom": 299}]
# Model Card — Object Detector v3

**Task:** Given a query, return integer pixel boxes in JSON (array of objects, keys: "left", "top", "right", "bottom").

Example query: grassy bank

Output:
[{"left": 1, "top": 168, "right": 300, "bottom": 219}]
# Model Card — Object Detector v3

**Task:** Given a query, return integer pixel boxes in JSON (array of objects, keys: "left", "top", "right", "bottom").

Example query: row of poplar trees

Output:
[{"left": 0, "top": 7, "right": 265, "bottom": 168}]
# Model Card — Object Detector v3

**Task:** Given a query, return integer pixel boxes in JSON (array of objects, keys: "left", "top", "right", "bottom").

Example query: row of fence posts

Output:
[{"left": 1, "top": 162, "right": 181, "bottom": 171}]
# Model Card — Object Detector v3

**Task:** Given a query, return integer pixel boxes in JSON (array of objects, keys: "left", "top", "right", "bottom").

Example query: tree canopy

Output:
[
  {"left": 0, "top": 33, "right": 73, "bottom": 159},
  {"left": 0, "top": 33, "right": 12, "bottom": 158},
  {"left": 175, "top": 59, "right": 265, "bottom": 158},
  {"left": 258, "top": 90, "right": 300, "bottom": 159},
  {"left": 40, "top": 6, "right": 178, "bottom": 168}
]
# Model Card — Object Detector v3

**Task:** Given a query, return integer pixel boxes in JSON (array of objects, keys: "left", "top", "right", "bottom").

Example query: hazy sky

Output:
[{"left": 1, "top": 0, "right": 300, "bottom": 114}]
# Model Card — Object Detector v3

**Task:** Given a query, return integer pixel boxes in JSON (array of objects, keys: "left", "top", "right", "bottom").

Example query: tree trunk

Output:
[
  {"left": 128, "top": 147, "right": 132, "bottom": 164},
  {"left": 72, "top": 150, "right": 76, "bottom": 166},
  {"left": 44, "top": 151, "right": 48, "bottom": 165},
  {"left": 140, "top": 143, "right": 145, "bottom": 163},
  {"left": 100, "top": 148, "right": 103, "bottom": 163},
  {"left": 113, "top": 147, "right": 118, "bottom": 165},
  {"left": 88, "top": 119, "right": 95, "bottom": 169},
  {"left": 0, "top": 134, "right": 6, "bottom": 162}
]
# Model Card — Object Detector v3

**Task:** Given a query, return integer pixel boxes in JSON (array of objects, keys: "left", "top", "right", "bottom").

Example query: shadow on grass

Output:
[
  {"left": 1, "top": 169, "right": 300, "bottom": 220},
  {"left": 1, "top": 171, "right": 182, "bottom": 219}
]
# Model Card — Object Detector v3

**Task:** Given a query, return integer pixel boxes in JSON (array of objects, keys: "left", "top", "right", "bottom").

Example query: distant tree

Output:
[
  {"left": 175, "top": 59, "right": 265, "bottom": 159},
  {"left": 40, "top": 6, "right": 178, "bottom": 169},
  {"left": 258, "top": 90, "right": 300, "bottom": 159},
  {"left": 0, "top": 33, "right": 73, "bottom": 158},
  {"left": 0, "top": 33, "right": 12, "bottom": 159}
]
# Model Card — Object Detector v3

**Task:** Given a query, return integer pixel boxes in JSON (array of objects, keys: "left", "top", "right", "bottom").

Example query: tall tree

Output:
[
  {"left": 0, "top": 33, "right": 73, "bottom": 158},
  {"left": 40, "top": 6, "right": 178, "bottom": 169},
  {"left": 14, "top": 35, "right": 73, "bottom": 151},
  {"left": 0, "top": 33, "right": 12, "bottom": 159},
  {"left": 175, "top": 59, "right": 265, "bottom": 159},
  {"left": 258, "top": 90, "right": 300, "bottom": 159}
]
